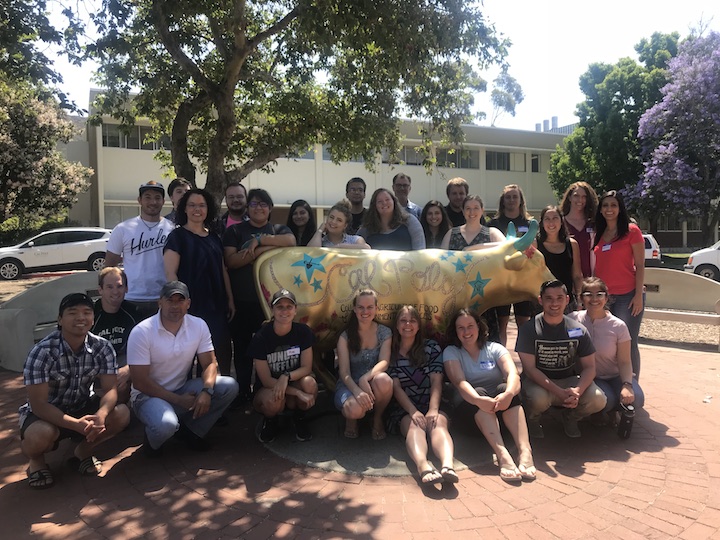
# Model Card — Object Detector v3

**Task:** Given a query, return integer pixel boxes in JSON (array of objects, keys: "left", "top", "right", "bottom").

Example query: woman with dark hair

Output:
[
  {"left": 389, "top": 306, "right": 457, "bottom": 485},
  {"left": 287, "top": 199, "right": 316, "bottom": 246},
  {"left": 443, "top": 308, "right": 535, "bottom": 483},
  {"left": 593, "top": 190, "right": 645, "bottom": 379},
  {"left": 308, "top": 200, "right": 370, "bottom": 249},
  {"left": 357, "top": 188, "right": 425, "bottom": 250},
  {"left": 419, "top": 200, "right": 451, "bottom": 248},
  {"left": 536, "top": 205, "right": 582, "bottom": 311},
  {"left": 570, "top": 277, "right": 644, "bottom": 424},
  {"left": 488, "top": 184, "right": 534, "bottom": 346},
  {"left": 164, "top": 188, "right": 234, "bottom": 374},
  {"left": 334, "top": 290, "right": 393, "bottom": 439},
  {"left": 560, "top": 182, "right": 598, "bottom": 277}
]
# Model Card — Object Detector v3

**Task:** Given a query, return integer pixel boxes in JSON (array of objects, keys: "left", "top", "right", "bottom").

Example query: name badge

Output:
[
  {"left": 568, "top": 328, "right": 583, "bottom": 338},
  {"left": 586, "top": 227, "right": 594, "bottom": 233},
  {"left": 518, "top": 226, "right": 529, "bottom": 233},
  {"left": 602, "top": 244, "right": 611, "bottom": 252},
  {"left": 287, "top": 346, "right": 301, "bottom": 356}
]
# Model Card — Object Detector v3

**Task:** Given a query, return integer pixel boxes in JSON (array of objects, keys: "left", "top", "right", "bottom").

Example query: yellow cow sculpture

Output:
[{"left": 254, "top": 221, "right": 553, "bottom": 386}]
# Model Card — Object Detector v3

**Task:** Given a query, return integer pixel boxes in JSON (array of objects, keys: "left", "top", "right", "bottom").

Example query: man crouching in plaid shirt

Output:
[{"left": 18, "top": 293, "right": 130, "bottom": 489}]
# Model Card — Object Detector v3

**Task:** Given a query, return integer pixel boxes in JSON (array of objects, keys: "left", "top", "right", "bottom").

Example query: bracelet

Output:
[{"left": 622, "top": 381, "right": 633, "bottom": 388}]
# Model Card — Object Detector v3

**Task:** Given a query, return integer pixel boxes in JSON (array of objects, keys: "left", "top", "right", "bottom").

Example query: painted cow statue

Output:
[{"left": 254, "top": 220, "right": 554, "bottom": 386}]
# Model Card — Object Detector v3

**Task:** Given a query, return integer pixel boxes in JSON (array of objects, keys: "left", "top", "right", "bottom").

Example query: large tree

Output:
[
  {"left": 84, "top": 0, "right": 509, "bottom": 202},
  {"left": 548, "top": 32, "right": 679, "bottom": 200},
  {"left": 0, "top": 77, "right": 93, "bottom": 222},
  {"left": 626, "top": 31, "right": 720, "bottom": 246}
]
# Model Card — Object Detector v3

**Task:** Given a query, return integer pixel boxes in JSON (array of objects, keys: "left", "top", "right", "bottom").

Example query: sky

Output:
[{"left": 50, "top": 0, "right": 720, "bottom": 132}]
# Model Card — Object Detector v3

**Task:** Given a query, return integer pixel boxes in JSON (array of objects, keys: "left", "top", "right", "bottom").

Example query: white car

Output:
[
  {"left": 0, "top": 227, "right": 111, "bottom": 280},
  {"left": 643, "top": 234, "right": 662, "bottom": 267},
  {"left": 684, "top": 240, "right": 720, "bottom": 281}
]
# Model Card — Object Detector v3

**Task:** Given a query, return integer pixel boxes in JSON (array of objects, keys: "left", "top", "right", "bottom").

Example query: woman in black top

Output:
[{"left": 287, "top": 199, "right": 316, "bottom": 246}]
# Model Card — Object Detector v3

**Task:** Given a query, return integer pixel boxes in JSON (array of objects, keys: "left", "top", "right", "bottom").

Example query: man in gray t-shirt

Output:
[{"left": 516, "top": 280, "right": 606, "bottom": 439}]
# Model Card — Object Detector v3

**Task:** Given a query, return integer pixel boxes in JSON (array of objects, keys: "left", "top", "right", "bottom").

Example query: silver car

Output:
[{"left": 0, "top": 227, "right": 111, "bottom": 280}]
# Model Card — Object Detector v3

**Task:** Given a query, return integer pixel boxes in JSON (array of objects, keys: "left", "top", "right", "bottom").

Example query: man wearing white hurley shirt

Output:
[{"left": 105, "top": 181, "right": 176, "bottom": 320}]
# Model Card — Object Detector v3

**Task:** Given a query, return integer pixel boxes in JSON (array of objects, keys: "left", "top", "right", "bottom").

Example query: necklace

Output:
[{"left": 139, "top": 216, "right": 161, "bottom": 231}]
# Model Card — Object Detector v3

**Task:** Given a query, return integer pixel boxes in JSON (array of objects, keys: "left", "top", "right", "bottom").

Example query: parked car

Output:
[
  {"left": 643, "top": 234, "right": 662, "bottom": 267},
  {"left": 684, "top": 240, "right": 720, "bottom": 281},
  {"left": 0, "top": 227, "right": 111, "bottom": 280}
]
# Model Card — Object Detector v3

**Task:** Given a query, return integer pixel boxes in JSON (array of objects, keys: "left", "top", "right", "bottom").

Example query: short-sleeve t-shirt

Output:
[
  {"left": 515, "top": 314, "right": 595, "bottom": 379},
  {"left": 247, "top": 322, "right": 313, "bottom": 379},
  {"left": 442, "top": 341, "right": 509, "bottom": 392},
  {"left": 593, "top": 223, "right": 644, "bottom": 295},
  {"left": 92, "top": 299, "right": 140, "bottom": 359},
  {"left": 488, "top": 214, "right": 530, "bottom": 237},
  {"left": 569, "top": 310, "right": 630, "bottom": 379},
  {"left": 222, "top": 221, "right": 292, "bottom": 304}
]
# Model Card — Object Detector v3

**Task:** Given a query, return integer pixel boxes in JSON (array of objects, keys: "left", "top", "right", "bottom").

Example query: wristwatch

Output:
[{"left": 201, "top": 387, "right": 215, "bottom": 396}]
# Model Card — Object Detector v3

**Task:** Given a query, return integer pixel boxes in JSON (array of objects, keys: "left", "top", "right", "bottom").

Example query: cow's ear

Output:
[{"left": 503, "top": 253, "right": 527, "bottom": 271}]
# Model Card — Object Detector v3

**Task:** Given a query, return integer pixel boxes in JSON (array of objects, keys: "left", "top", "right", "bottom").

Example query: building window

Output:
[
  {"left": 486, "top": 151, "right": 510, "bottom": 171},
  {"left": 531, "top": 153, "right": 540, "bottom": 173},
  {"left": 486, "top": 151, "right": 527, "bottom": 172},
  {"left": 322, "top": 145, "right": 364, "bottom": 163},
  {"left": 102, "top": 124, "right": 122, "bottom": 148},
  {"left": 382, "top": 145, "right": 425, "bottom": 166},
  {"left": 436, "top": 148, "right": 480, "bottom": 169}
]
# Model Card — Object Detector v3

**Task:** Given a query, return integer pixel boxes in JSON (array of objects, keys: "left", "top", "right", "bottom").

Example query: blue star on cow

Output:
[
  {"left": 291, "top": 253, "right": 327, "bottom": 282},
  {"left": 468, "top": 272, "right": 491, "bottom": 298},
  {"left": 464, "top": 254, "right": 473, "bottom": 262},
  {"left": 311, "top": 278, "right": 323, "bottom": 292},
  {"left": 453, "top": 258, "right": 468, "bottom": 273},
  {"left": 293, "top": 275, "right": 303, "bottom": 287}
]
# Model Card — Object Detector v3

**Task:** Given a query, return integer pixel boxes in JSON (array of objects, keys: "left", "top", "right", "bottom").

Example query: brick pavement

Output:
[{"left": 2, "top": 336, "right": 719, "bottom": 539}]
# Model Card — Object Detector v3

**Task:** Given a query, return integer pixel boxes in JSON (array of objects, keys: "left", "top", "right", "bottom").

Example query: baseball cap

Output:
[
  {"left": 271, "top": 289, "right": 296, "bottom": 306},
  {"left": 139, "top": 181, "right": 165, "bottom": 197},
  {"left": 160, "top": 281, "right": 190, "bottom": 299},
  {"left": 59, "top": 292, "right": 94, "bottom": 315}
]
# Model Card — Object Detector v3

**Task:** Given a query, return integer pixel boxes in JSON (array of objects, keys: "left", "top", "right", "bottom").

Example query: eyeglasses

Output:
[
  {"left": 580, "top": 292, "right": 608, "bottom": 299},
  {"left": 248, "top": 201, "right": 269, "bottom": 209}
]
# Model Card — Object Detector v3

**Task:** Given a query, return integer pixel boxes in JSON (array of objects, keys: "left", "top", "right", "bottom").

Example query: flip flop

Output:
[
  {"left": 440, "top": 467, "right": 459, "bottom": 484},
  {"left": 371, "top": 428, "right": 386, "bottom": 441},
  {"left": 27, "top": 467, "right": 54, "bottom": 490},
  {"left": 499, "top": 466, "right": 522, "bottom": 483},
  {"left": 68, "top": 455, "right": 102, "bottom": 476},
  {"left": 518, "top": 464, "right": 537, "bottom": 481},
  {"left": 344, "top": 421, "right": 359, "bottom": 439},
  {"left": 419, "top": 469, "right": 443, "bottom": 486}
]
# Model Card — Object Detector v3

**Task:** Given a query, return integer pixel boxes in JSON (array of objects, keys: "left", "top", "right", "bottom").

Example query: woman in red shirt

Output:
[{"left": 593, "top": 191, "right": 645, "bottom": 380}]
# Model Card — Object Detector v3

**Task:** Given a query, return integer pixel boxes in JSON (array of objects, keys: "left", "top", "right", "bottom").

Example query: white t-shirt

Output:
[
  {"left": 127, "top": 312, "right": 214, "bottom": 397},
  {"left": 106, "top": 216, "right": 175, "bottom": 301}
]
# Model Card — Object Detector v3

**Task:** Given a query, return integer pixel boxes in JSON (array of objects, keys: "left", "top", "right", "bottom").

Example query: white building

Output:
[{"left": 69, "top": 91, "right": 567, "bottom": 227}]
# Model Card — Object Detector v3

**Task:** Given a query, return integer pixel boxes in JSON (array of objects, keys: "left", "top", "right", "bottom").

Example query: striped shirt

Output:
[{"left": 19, "top": 330, "right": 117, "bottom": 422}]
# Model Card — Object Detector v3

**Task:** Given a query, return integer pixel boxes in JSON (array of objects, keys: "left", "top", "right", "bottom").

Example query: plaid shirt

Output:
[{"left": 19, "top": 330, "right": 117, "bottom": 423}]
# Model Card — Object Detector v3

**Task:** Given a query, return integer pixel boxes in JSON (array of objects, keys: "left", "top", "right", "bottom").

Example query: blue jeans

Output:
[
  {"left": 132, "top": 376, "right": 238, "bottom": 449},
  {"left": 609, "top": 290, "right": 644, "bottom": 379},
  {"left": 594, "top": 377, "right": 644, "bottom": 414}
]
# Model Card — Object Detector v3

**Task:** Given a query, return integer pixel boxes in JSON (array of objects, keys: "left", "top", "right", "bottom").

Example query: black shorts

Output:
[
  {"left": 20, "top": 396, "right": 100, "bottom": 447},
  {"left": 453, "top": 383, "right": 522, "bottom": 418}
]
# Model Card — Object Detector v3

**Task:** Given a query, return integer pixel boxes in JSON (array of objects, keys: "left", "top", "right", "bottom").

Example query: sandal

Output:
[
  {"left": 518, "top": 463, "right": 537, "bottom": 481},
  {"left": 499, "top": 466, "right": 522, "bottom": 484},
  {"left": 371, "top": 427, "right": 386, "bottom": 441},
  {"left": 344, "top": 420, "right": 359, "bottom": 439},
  {"left": 440, "top": 467, "right": 459, "bottom": 484},
  {"left": 419, "top": 469, "right": 443, "bottom": 486},
  {"left": 27, "top": 467, "right": 54, "bottom": 490},
  {"left": 68, "top": 455, "right": 102, "bottom": 476}
]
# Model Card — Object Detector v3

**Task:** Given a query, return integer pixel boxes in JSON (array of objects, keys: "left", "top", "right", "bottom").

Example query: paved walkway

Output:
[{"left": 2, "top": 334, "right": 719, "bottom": 539}]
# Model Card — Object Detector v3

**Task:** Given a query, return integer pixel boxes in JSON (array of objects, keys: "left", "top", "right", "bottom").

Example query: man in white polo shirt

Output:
[
  {"left": 105, "top": 181, "right": 176, "bottom": 320},
  {"left": 127, "top": 281, "right": 239, "bottom": 456}
]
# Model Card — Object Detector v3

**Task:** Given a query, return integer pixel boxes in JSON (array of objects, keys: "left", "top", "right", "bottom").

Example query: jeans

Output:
[
  {"left": 609, "top": 290, "right": 645, "bottom": 379},
  {"left": 521, "top": 375, "right": 607, "bottom": 422},
  {"left": 132, "top": 376, "right": 239, "bottom": 449},
  {"left": 594, "top": 377, "right": 645, "bottom": 414}
]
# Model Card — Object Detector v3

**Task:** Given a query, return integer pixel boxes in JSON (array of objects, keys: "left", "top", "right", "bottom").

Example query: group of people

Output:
[{"left": 18, "top": 175, "right": 646, "bottom": 491}]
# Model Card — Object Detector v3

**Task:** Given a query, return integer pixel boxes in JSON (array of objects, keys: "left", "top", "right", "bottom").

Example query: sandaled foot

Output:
[
  {"left": 371, "top": 427, "right": 386, "bottom": 441},
  {"left": 344, "top": 420, "right": 359, "bottom": 439},
  {"left": 518, "top": 463, "right": 537, "bottom": 481},
  {"left": 419, "top": 469, "right": 443, "bottom": 486},
  {"left": 440, "top": 466, "right": 459, "bottom": 484},
  {"left": 499, "top": 465, "right": 522, "bottom": 483},
  {"left": 27, "top": 467, "right": 54, "bottom": 489},
  {"left": 68, "top": 455, "right": 102, "bottom": 476}
]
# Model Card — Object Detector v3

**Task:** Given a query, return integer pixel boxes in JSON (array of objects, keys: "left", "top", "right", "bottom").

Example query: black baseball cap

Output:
[
  {"left": 139, "top": 181, "right": 165, "bottom": 197},
  {"left": 160, "top": 281, "right": 190, "bottom": 299},
  {"left": 59, "top": 293, "right": 94, "bottom": 315},
  {"left": 271, "top": 289, "right": 296, "bottom": 306}
]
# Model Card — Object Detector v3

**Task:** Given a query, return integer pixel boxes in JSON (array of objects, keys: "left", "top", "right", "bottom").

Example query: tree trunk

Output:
[{"left": 171, "top": 93, "right": 210, "bottom": 187}]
